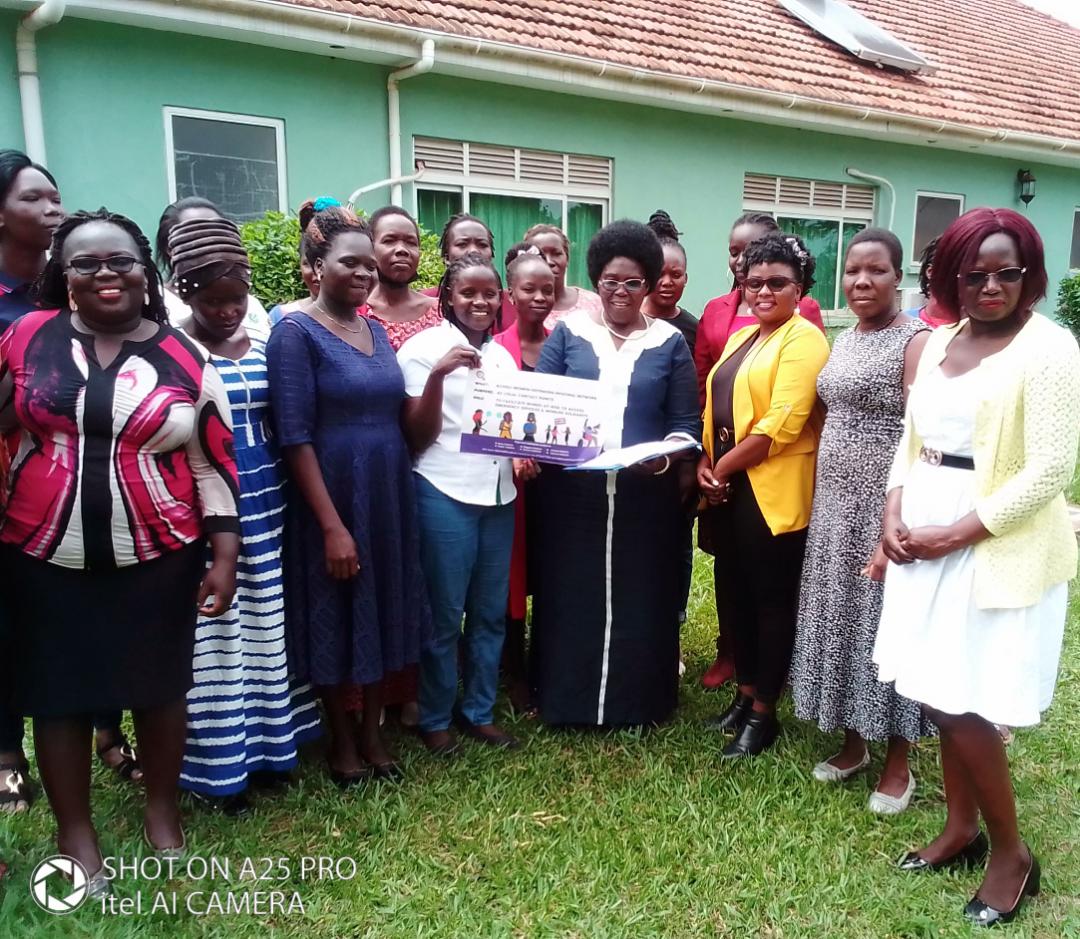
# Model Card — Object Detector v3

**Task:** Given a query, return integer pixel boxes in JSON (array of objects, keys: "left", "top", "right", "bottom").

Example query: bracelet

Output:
[{"left": 652, "top": 455, "right": 672, "bottom": 476}]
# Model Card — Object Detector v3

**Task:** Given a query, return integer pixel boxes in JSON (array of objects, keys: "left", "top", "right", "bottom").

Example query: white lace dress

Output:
[{"left": 873, "top": 365, "right": 1068, "bottom": 727}]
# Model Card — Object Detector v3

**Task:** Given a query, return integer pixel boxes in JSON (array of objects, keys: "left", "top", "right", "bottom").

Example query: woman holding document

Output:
[{"left": 530, "top": 220, "right": 700, "bottom": 727}]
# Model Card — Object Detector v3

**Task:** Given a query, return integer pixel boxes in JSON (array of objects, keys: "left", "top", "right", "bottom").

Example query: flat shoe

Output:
[
  {"left": 868, "top": 772, "right": 915, "bottom": 815},
  {"left": 705, "top": 693, "right": 753, "bottom": 734},
  {"left": 461, "top": 725, "right": 520, "bottom": 750},
  {"left": 328, "top": 764, "right": 374, "bottom": 789},
  {"left": 898, "top": 830, "right": 989, "bottom": 872},
  {"left": 721, "top": 711, "right": 779, "bottom": 759},
  {"left": 421, "top": 731, "right": 463, "bottom": 758},
  {"left": 143, "top": 824, "right": 186, "bottom": 860},
  {"left": 812, "top": 748, "right": 870, "bottom": 783}
]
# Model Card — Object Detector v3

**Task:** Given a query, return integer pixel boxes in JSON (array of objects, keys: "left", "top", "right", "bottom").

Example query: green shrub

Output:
[
  {"left": 240, "top": 211, "right": 305, "bottom": 309},
  {"left": 239, "top": 209, "right": 446, "bottom": 308},
  {"left": 1056, "top": 269, "right": 1080, "bottom": 339}
]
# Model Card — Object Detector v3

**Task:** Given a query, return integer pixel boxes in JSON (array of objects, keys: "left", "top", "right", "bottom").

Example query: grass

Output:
[{"left": 2, "top": 556, "right": 1079, "bottom": 939}]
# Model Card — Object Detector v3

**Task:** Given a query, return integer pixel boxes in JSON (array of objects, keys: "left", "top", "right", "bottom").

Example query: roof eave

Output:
[{"left": 7, "top": 0, "right": 1080, "bottom": 168}]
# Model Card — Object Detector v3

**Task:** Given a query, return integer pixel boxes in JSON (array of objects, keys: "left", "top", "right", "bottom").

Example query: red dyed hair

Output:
[{"left": 929, "top": 207, "right": 1047, "bottom": 321}]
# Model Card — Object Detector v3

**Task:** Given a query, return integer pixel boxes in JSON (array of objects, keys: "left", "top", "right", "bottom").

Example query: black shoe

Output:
[
  {"left": 898, "top": 831, "right": 989, "bottom": 872},
  {"left": 963, "top": 851, "right": 1041, "bottom": 927},
  {"left": 720, "top": 711, "right": 779, "bottom": 759},
  {"left": 186, "top": 790, "right": 252, "bottom": 817},
  {"left": 328, "top": 763, "right": 374, "bottom": 789},
  {"left": 705, "top": 693, "right": 753, "bottom": 734}
]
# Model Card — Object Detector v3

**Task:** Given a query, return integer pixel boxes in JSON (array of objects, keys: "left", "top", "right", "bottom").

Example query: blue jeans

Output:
[{"left": 415, "top": 475, "right": 514, "bottom": 733}]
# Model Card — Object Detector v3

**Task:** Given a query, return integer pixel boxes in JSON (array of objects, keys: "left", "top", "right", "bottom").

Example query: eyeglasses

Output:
[
  {"left": 597, "top": 278, "right": 649, "bottom": 294},
  {"left": 743, "top": 275, "right": 798, "bottom": 293},
  {"left": 960, "top": 267, "right": 1026, "bottom": 288},
  {"left": 66, "top": 255, "right": 144, "bottom": 276}
]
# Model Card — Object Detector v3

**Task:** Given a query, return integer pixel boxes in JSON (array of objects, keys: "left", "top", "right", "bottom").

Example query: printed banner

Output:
[{"left": 460, "top": 368, "right": 604, "bottom": 465}]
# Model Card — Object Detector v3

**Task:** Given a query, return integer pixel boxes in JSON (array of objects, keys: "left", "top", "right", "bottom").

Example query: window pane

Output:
[
  {"left": 467, "top": 193, "right": 561, "bottom": 282},
  {"left": 778, "top": 216, "right": 840, "bottom": 310},
  {"left": 1071, "top": 210, "right": 1080, "bottom": 269},
  {"left": 566, "top": 202, "right": 604, "bottom": 288},
  {"left": 171, "top": 115, "right": 280, "bottom": 222},
  {"left": 417, "top": 189, "right": 464, "bottom": 240},
  {"left": 914, "top": 195, "right": 962, "bottom": 261}
]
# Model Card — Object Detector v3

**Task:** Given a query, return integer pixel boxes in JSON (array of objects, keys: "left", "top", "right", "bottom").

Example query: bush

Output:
[
  {"left": 240, "top": 212, "right": 305, "bottom": 309},
  {"left": 1056, "top": 269, "right": 1080, "bottom": 339},
  {"left": 240, "top": 209, "right": 446, "bottom": 308}
]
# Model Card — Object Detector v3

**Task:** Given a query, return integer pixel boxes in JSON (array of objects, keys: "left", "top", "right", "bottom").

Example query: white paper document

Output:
[{"left": 566, "top": 438, "right": 701, "bottom": 472}]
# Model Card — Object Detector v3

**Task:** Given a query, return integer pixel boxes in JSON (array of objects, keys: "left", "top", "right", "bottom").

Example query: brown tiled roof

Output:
[{"left": 277, "top": 0, "right": 1080, "bottom": 143}]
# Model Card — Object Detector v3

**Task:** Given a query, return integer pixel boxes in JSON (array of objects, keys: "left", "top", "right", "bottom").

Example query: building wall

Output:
[{"left": 2, "top": 16, "right": 1078, "bottom": 313}]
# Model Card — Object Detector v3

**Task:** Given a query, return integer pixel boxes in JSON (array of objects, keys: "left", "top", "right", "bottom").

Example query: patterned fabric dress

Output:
[
  {"left": 181, "top": 336, "right": 321, "bottom": 796},
  {"left": 792, "top": 318, "right": 934, "bottom": 742}
]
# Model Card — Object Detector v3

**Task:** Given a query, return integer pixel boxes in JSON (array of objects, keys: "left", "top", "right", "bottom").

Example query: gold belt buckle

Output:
[{"left": 919, "top": 446, "right": 943, "bottom": 466}]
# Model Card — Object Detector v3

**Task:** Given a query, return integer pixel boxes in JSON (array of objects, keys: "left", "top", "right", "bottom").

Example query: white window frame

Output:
[
  {"left": 765, "top": 211, "right": 870, "bottom": 311},
  {"left": 415, "top": 184, "right": 608, "bottom": 232},
  {"left": 163, "top": 106, "right": 288, "bottom": 212},
  {"left": 911, "top": 191, "right": 965, "bottom": 273}
]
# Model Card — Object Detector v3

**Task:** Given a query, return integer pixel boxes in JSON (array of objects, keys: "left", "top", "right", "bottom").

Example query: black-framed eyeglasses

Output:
[
  {"left": 597, "top": 277, "right": 649, "bottom": 294},
  {"left": 960, "top": 267, "right": 1026, "bottom": 288},
  {"left": 66, "top": 255, "right": 143, "bottom": 276},
  {"left": 743, "top": 275, "right": 798, "bottom": 293}
]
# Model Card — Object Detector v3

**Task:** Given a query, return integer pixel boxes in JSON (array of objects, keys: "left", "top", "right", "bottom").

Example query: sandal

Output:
[
  {"left": 0, "top": 761, "right": 33, "bottom": 813},
  {"left": 96, "top": 735, "right": 143, "bottom": 784}
]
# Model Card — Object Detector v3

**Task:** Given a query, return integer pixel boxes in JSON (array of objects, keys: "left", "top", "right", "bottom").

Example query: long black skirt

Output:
[
  {"left": 0, "top": 543, "right": 204, "bottom": 718},
  {"left": 531, "top": 466, "right": 683, "bottom": 726}
]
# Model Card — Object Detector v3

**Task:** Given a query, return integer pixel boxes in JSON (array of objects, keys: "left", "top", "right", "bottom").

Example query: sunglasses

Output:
[
  {"left": 66, "top": 255, "right": 143, "bottom": 276},
  {"left": 743, "top": 275, "right": 798, "bottom": 293},
  {"left": 960, "top": 267, "right": 1025, "bottom": 288},
  {"left": 597, "top": 278, "right": 649, "bottom": 294}
]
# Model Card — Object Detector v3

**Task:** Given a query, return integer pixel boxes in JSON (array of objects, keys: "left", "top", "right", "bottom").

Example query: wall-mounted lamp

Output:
[{"left": 1017, "top": 169, "right": 1037, "bottom": 205}]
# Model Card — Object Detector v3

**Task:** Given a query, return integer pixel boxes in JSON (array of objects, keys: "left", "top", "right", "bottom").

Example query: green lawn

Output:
[{"left": 2, "top": 557, "right": 1079, "bottom": 939}]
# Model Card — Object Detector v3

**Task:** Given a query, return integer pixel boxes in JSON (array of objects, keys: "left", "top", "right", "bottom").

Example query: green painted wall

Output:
[
  {"left": 20, "top": 19, "right": 391, "bottom": 246},
  {"left": 3, "top": 17, "right": 1078, "bottom": 313},
  {"left": 0, "top": 11, "right": 24, "bottom": 151}
]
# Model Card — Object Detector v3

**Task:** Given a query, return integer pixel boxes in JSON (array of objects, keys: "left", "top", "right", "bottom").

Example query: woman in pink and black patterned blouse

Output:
[{"left": 0, "top": 209, "right": 239, "bottom": 891}]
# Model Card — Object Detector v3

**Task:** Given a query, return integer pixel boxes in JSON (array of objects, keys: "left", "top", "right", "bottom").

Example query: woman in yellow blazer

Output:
[
  {"left": 697, "top": 232, "right": 830, "bottom": 758},
  {"left": 873, "top": 209, "right": 1080, "bottom": 928}
]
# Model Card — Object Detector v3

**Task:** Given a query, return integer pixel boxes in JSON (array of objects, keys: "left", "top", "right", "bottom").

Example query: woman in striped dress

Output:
[{"left": 170, "top": 217, "right": 320, "bottom": 814}]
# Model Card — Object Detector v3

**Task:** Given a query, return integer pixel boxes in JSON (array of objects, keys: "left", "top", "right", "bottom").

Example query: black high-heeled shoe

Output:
[
  {"left": 963, "top": 850, "right": 1041, "bottom": 927},
  {"left": 898, "top": 830, "right": 989, "bottom": 872},
  {"left": 720, "top": 711, "right": 779, "bottom": 759},
  {"left": 705, "top": 693, "right": 752, "bottom": 734}
]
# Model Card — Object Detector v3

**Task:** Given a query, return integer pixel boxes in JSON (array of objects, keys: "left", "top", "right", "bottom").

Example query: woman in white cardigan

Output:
[{"left": 874, "top": 208, "right": 1080, "bottom": 928}]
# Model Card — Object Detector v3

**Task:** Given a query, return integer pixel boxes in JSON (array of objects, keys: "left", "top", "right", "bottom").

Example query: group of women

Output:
[{"left": 0, "top": 145, "right": 1077, "bottom": 927}]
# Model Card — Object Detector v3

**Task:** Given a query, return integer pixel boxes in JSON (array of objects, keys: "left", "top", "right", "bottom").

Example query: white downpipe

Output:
[
  {"left": 387, "top": 39, "right": 435, "bottom": 206},
  {"left": 347, "top": 162, "right": 427, "bottom": 210},
  {"left": 846, "top": 167, "right": 896, "bottom": 230},
  {"left": 15, "top": 0, "right": 66, "bottom": 164}
]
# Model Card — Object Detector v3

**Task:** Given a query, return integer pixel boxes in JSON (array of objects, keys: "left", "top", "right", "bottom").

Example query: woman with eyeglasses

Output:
[
  {"left": 0, "top": 210, "right": 239, "bottom": 887},
  {"left": 698, "top": 232, "right": 830, "bottom": 758},
  {"left": 694, "top": 212, "right": 825, "bottom": 691},
  {"left": 523, "top": 224, "right": 602, "bottom": 330},
  {"left": 873, "top": 209, "right": 1080, "bottom": 927},
  {"left": 530, "top": 220, "right": 700, "bottom": 727}
]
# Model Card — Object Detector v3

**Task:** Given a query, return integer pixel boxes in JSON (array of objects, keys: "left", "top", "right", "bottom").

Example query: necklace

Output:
[
  {"left": 313, "top": 307, "right": 366, "bottom": 334},
  {"left": 601, "top": 310, "right": 651, "bottom": 341},
  {"left": 856, "top": 311, "right": 900, "bottom": 333}
]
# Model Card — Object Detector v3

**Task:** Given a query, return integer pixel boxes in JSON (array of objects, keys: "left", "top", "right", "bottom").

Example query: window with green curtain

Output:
[
  {"left": 467, "top": 193, "right": 561, "bottom": 283},
  {"left": 840, "top": 221, "right": 867, "bottom": 305},
  {"left": 567, "top": 202, "right": 604, "bottom": 288},
  {"left": 778, "top": 217, "right": 840, "bottom": 310},
  {"left": 416, "top": 189, "right": 463, "bottom": 242}
]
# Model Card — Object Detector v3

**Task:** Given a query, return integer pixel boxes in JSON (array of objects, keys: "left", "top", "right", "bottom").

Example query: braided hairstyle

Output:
[
  {"left": 740, "top": 231, "right": 816, "bottom": 294},
  {"left": 155, "top": 196, "right": 219, "bottom": 273},
  {"left": 731, "top": 211, "right": 779, "bottom": 234},
  {"left": 440, "top": 213, "right": 494, "bottom": 260},
  {"left": 917, "top": 237, "right": 938, "bottom": 297},
  {"left": 36, "top": 208, "right": 168, "bottom": 325},
  {"left": 437, "top": 252, "right": 502, "bottom": 336},
  {"left": 646, "top": 209, "right": 686, "bottom": 260},
  {"left": 302, "top": 205, "right": 371, "bottom": 269}
]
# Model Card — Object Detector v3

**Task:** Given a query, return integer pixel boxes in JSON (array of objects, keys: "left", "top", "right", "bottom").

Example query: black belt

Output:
[{"left": 919, "top": 447, "right": 974, "bottom": 470}]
